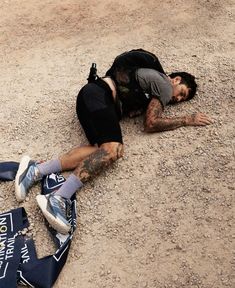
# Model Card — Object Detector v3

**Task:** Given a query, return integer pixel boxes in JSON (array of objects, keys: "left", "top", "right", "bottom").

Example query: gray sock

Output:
[
  {"left": 55, "top": 174, "right": 83, "bottom": 199},
  {"left": 37, "top": 159, "right": 62, "bottom": 176}
]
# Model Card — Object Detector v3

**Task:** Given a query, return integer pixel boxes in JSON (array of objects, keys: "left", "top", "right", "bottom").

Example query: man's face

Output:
[{"left": 170, "top": 76, "right": 190, "bottom": 104}]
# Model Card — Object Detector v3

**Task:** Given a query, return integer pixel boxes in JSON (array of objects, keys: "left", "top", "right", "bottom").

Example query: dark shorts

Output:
[{"left": 76, "top": 79, "right": 123, "bottom": 146}]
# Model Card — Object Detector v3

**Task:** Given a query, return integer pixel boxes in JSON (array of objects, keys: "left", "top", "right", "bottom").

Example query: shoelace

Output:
[
  {"left": 27, "top": 165, "right": 36, "bottom": 179},
  {"left": 23, "top": 165, "right": 37, "bottom": 190},
  {"left": 66, "top": 200, "right": 72, "bottom": 219},
  {"left": 25, "top": 164, "right": 40, "bottom": 183}
]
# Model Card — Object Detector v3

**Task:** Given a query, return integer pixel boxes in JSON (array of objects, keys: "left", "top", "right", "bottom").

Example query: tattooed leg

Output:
[
  {"left": 60, "top": 145, "right": 98, "bottom": 171},
  {"left": 73, "top": 142, "right": 124, "bottom": 183}
]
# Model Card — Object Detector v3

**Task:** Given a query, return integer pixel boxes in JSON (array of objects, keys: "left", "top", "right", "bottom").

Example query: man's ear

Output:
[{"left": 174, "top": 76, "right": 182, "bottom": 85}]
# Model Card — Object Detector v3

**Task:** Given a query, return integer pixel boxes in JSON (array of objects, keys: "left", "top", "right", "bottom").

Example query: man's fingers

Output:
[
  {"left": 200, "top": 120, "right": 212, "bottom": 125},
  {"left": 197, "top": 117, "right": 213, "bottom": 125},
  {"left": 200, "top": 117, "right": 213, "bottom": 124},
  {"left": 196, "top": 113, "right": 213, "bottom": 125}
]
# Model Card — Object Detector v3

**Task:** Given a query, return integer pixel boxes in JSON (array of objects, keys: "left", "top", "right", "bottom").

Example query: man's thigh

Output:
[{"left": 76, "top": 83, "right": 123, "bottom": 146}]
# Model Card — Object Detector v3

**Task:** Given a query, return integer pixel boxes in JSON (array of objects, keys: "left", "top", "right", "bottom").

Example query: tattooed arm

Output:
[
  {"left": 74, "top": 142, "right": 123, "bottom": 183},
  {"left": 144, "top": 98, "right": 212, "bottom": 133}
]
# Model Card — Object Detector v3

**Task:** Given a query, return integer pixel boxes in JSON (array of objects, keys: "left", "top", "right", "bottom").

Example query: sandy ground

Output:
[{"left": 0, "top": 0, "right": 234, "bottom": 287}]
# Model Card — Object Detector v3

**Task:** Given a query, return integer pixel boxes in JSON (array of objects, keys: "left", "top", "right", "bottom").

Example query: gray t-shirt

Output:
[{"left": 136, "top": 68, "right": 172, "bottom": 107}]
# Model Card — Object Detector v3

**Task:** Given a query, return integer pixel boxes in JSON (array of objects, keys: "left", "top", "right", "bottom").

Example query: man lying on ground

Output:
[{"left": 14, "top": 49, "right": 212, "bottom": 234}]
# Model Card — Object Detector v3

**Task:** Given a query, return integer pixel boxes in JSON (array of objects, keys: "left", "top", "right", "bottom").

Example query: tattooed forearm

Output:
[
  {"left": 145, "top": 116, "right": 187, "bottom": 132},
  {"left": 144, "top": 98, "right": 187, "bottom": 133},
  {"left": 75, "top": 144, "right": 123, "bottom": 182}
]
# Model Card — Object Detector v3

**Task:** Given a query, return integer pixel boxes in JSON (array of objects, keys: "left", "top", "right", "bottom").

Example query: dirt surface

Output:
[{"left": 0, "top": 0, "right": 234, "bottom": 287}]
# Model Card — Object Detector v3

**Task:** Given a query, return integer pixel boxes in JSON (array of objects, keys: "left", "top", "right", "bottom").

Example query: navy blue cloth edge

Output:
[{"left": 0, "top": 161, "right": 77, "bottom": 288}]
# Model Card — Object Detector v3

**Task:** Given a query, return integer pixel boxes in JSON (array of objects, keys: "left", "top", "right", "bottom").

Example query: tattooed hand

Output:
[{"left": 186, "top": 113, "right": 213, "bottom": 126}]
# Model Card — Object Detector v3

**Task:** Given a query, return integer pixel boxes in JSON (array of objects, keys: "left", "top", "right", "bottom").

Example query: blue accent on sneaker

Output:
[
  {"left": 47, "top": 194, "right": 72, "bottom": 226},
  {"left": 36, "top": 193, "right": 72, "bottom": 234}
]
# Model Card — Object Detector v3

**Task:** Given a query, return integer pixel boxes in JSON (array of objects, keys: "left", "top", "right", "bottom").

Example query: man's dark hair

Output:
[{"left": 169, "top": 72, "right": 197, "bottom": 100}]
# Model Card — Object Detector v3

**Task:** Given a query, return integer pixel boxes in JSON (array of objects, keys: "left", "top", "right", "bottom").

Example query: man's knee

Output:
[{"left": 100, "top": 142, "right": 124, "bottom": 161}]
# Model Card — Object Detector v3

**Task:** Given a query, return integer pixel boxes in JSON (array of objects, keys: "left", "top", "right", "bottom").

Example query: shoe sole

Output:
[
  {"left": 36, "top": 195, "right": 71, "bottom": 235},
  {"left": 15, "top": 155, "right": 31, "bottom": 202}
]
